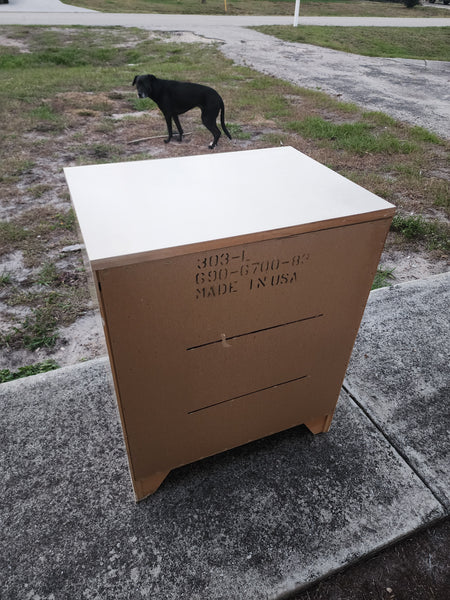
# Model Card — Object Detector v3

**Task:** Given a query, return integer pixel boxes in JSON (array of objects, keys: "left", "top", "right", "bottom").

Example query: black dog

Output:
[{"left": 132, "top": 74, "right": 232, "bottom": 149}]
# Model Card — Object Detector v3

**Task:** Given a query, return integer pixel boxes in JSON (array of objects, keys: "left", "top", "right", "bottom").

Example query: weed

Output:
[
  {"left": 227, "top": 123, "right": 252, "bottom": 140},
  {"left": 27, "top": 183, "right": 52, "bottom": 199},
  {"left": 18, "top": 307, "right": 59, "bottom": 350},
  {"left": 52, "top": 209, "right": 76, "bottom": 231},
  {"left": 0, "top": 158, "right": 34, "bottom": 180},
  {"left": 0, "top": 359, "right": 59, "bottom": 383},
  {"left": 0, "top": 221, "right": 29, "bottom": 250},
  {"left": 29, "top": 103, "right": 66, "bottom": 132},
  {"left": 130, "top": 97, "right": 154, "bottom": 111},
  {"left": 0, "top": 273, "right": 12, "bottom": 286},
  {"left": 392, "top": 214, "right": 428, "bottom": 239},
  {"left": 391, "top": 215, "right": 450, "bottom": 252},
  {"left": 83, "top": 143, "right": 121, "bottom": 161},
  {"left": 372, "top": 267, "right": 395, "bottom": 290},
  {"left": 6, "top": 290, "right": 40, "bottom": 308},
  {"left": 1, "top": 282, "right": 89, "bottom": 351},
  {"left": 37, "top": 262, "right": 59, "bottom": 286},
  {"left": 30, "top": 103, "right": 59, "bottom": 121}
]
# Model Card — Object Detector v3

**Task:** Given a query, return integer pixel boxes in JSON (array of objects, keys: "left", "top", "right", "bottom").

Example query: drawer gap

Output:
[
  {"left": 188, "top": 374, "right": 309, "bottom": 415},
  {"left": 186, "top": 314, "right": 324, "bottom": 351}
]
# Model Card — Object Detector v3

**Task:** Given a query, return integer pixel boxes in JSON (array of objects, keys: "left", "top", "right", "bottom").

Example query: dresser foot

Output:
[
  {"left": 133, "top": 470, "right": 170, "bottom": 501},
  {"left": 304, "top": 413, "right": 334, "bottom": 434}
]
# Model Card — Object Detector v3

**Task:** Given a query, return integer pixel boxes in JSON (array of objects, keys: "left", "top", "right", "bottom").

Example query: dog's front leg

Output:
[{"left": 162, "top": 112, "right": 173, "bottom": 144}]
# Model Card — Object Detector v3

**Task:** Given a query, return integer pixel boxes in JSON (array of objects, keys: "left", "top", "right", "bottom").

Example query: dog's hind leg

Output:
[
  {"left": 172, "top": 114, "right": 184, "bottom": 142},
  {"left": 162, "top": 111, "right": 174, "bottom": 143},
  {"left": 202, "top": 111, "right": 221, "bottom": 149}
]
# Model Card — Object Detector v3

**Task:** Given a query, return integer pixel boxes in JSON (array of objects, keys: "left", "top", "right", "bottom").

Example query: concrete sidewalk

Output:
[{"left": 1, "top": 272, "right": 448, "bottom": 599}]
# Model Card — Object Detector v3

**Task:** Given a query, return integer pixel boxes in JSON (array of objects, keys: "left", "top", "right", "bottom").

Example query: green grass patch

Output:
[
  {"left": 253, "top": 26, "right": 450, "bottom": 61},
  {"left": 227, "top": 123, "right": 252, "bottom": 140},
  {"left": 0, "top": 42, "right": 147, "bottom": 69},
  {"left": 391, "top": 214, "right": 450, "bottom": 252},
  {"left": 0, "top": 157, "right": 34, "bottom": 181},
  {"left": 0, "top": 359, "right": 59, "bottom": 383},
  {"left": 37, "top": 262, "right": 59, "bottom": 286},
  {"left": 0, "top": 208, "right": 78, "bottom": 264},
  {"left": 0, "top": 45, "right": 146, "bottom": 70},
  {"left": 362, "top": 111, "right": 397, "bottom": 127},
  {"left": 286, "top": 116, "right": 417, "bottom": 154},
  {"left": 7, "top": 306, "right": 60, "bottom": 351},
  {"left": 2, "top": 285, "right": 89, "bottom": 351},
  {"left": 30, "top": 104, "right": 60, "bottom": 121},
  {"left": 129, "top": 97, "right": 154, "bottom": 111},
  {"left": 29, "top": 103, "right": 67, "bottom": 132},
  {"left": 27, "top": 183, "right": 53, "bottom": 199},
  {"left": 0, "top": 221, "right": 30, "bottom": 248},
  {"left": 77, "top": 142, "right": 123, "bottom": 163},
  {"left": 409, "top": 126, "right": 444, "bottom": 145},
  {"left": 53, "top": 209, "right": 76, "bottom": 231}
]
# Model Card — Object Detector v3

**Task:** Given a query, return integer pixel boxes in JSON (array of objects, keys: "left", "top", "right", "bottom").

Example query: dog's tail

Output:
[{"left": 220, "top": 101, "right": 232, "bottom": 140}]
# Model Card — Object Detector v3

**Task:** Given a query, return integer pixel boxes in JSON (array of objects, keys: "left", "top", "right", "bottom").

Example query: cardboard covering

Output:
[{"left": 65, "top": 147, "right": 395, "bottom": 500}]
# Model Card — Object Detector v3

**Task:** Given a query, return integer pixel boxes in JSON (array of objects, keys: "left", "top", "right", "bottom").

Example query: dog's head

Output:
[{"left": 132, "top": 74, "right": 156, "bottom": 99}]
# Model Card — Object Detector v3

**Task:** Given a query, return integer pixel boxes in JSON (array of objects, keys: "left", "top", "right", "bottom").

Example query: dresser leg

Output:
[
  {"left": 304, "top": 413, "right": 334, "bottom": 434},
  {"left": 133, "top": 470, "right": 170, "bottom": 501}
]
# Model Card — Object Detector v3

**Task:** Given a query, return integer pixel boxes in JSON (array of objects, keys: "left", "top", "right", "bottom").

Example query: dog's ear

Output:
[{"left": 132, "top": 75, "right": 138, "bottom": 87}]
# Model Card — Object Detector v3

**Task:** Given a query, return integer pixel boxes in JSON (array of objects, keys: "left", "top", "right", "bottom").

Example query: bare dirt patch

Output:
[{"left": 0, "top": 33, "right": 30, "bottom": 52}]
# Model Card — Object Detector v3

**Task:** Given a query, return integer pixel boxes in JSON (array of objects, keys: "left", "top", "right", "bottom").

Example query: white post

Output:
[{"left": 293, "top": 0, "right": 301, "bottom": 27}]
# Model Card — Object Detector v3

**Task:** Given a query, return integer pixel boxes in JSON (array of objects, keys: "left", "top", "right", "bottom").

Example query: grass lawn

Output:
[
  {"left": 253, "top": 25, "right": 450, "bottom": 60},
  {"left": 64, "top": 0, "right": 450, "bottom": 17},
  {"left": 0, "top": 24, "right": 448, "bottom": 369}
]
